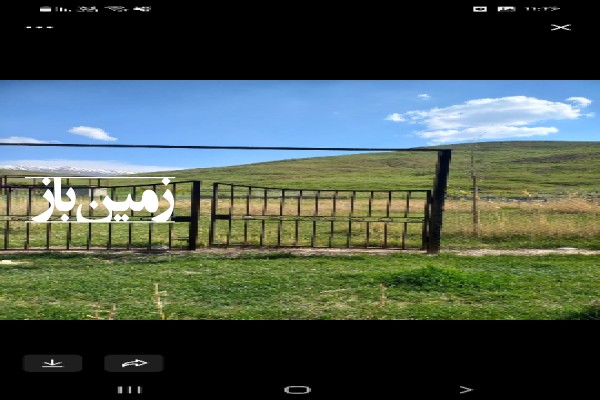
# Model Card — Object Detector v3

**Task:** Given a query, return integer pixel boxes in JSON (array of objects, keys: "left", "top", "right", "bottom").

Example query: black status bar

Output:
[{"left": 2, "top": 3, "right": 589, "bottom": 34}]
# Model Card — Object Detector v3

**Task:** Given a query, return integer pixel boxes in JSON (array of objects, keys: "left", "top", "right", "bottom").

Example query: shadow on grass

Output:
[
  {"left": 558, "top": 306, "right": 600, "bottom": 320},
  {"left": 380, "top": 265, "right": 509, "bottom": 292}
]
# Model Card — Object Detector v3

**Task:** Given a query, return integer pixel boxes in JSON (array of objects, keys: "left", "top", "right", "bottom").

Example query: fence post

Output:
[
  {"left": 208, "top": 182, "right": 218, "bottom": 246},
  {"left": 427, "top": 150, "right": 451, "bottom": 254},
  {"left": 188, "top": 181, "right": 201, "bottom": 250},
  {"left": 421, "top": 190, "right": 432, "bottom": 250}
]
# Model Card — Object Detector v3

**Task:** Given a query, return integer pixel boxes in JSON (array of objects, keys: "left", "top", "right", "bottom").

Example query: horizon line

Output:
[{"left": 0, "top": 143, "right": 449, "bottom": 152}]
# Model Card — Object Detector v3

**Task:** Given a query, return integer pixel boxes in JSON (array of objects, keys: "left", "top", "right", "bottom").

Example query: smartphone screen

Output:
[{"left": 0, "top": 2, "right": 596, "bottom": 399}]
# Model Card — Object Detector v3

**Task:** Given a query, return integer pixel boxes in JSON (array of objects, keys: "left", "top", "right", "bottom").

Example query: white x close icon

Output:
[{"left": 551, "top": 24, "right": 571, "bottom": 31}]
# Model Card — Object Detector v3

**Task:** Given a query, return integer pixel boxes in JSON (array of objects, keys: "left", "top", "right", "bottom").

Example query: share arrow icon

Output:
[{"left": 122, "top": 359, "right": 149, "bottom": 368}]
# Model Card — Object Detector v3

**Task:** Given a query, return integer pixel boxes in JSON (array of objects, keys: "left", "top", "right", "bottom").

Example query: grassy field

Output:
[
  {"left": 2, "top": 141, "right": 600, "bottom": 320},
  {"left": 0, "top": 252, "right": 598, "bottom": 320}
]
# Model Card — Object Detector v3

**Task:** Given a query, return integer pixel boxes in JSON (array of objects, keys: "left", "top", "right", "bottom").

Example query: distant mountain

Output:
[
  {"left": 3, "top": 141, "right": 600, "bottom": 195},
  {"left": 0, "top": 165, "right": 135, "bottom": 176}
]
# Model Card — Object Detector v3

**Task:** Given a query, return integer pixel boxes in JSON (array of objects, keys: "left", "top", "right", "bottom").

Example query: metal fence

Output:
[
  {"left": 0, "top": 180, "right": 200, "bottom": 251},
  {"left": 209, "top": 183, "right": 432, "bottom": 250},
  {"left": 1, "top": 147, "right": 452, "bottom": 254},
  {"left": 1, "top": 179, "right": 443, "bottom": 252}
]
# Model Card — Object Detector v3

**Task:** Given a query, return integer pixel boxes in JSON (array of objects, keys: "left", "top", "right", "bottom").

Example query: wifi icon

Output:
[{"left": 105, "top": 6, "right": 128, "bottom": 12}]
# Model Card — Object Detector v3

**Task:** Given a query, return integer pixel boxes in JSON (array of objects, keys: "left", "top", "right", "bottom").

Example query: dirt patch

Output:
[
  {"left": 0, "top": 260, "right": 30, "bottom": 265},
  {"left": 449, "top": 249, "right": 600, "bottom": 256},
  {"left": 1, "top": 248, "right": 600, "bottom": 257}
]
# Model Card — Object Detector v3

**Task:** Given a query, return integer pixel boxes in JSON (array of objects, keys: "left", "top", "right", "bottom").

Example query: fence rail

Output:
[
  {"left": 209, "top": 182, "right": 431, "bottom": 250},
  {"left": 0, "top": 180, "right": 200, "bottom": 251}
]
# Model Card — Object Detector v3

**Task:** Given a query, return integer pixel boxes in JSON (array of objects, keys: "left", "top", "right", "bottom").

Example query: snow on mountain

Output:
[{"left": 0, "top": 165, "right": 136, "bottom": 176}]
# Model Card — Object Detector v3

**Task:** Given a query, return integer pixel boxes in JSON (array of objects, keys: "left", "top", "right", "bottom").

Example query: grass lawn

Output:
[{"left": 1, "top": 252, "right": 598, "bottom": 320}]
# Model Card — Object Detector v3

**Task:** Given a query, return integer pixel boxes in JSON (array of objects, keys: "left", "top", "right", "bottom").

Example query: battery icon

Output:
[{"left": 40, "top": 6, "right": 52, "bottom": 12}]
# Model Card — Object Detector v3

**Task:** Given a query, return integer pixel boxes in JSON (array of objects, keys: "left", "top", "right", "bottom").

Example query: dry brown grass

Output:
[
  {"left": 86, "top": 304, "right": 117, "bottom": 320},
  {"left": 153, "top": 283, "right": 168, "bottom": 320},
  {"left": 444, "top": 198, "right": 600, "bottom": 238},
  {"left": 4, "top": 195, "right": 600, "bottom": 248}
]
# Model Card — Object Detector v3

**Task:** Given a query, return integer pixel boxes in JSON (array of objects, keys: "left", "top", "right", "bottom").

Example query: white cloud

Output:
[
  {"left": 386, "top": 95, "right": 593, "bottom": 144},
  {"left": 418, "top": 93, "right": 431, "bottom": 100},
  {"left": 0, "top": 136, "right": 59, "bottom": 144},
  {"left": 68, "top": 126, "right": 117, "bottom": 141},
  {"left": 566, "top": 97, "right": 592, "bottom": 107},
  {"left": 384, "top": 113, "right": 405, "bottom": 122},
  {"left": 0, "top": 159, "right": 179, "bottom": 173}
]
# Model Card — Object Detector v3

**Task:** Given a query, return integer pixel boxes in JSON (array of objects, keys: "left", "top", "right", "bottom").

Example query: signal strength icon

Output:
[{"left": 55, "top": 7, "right": 72, "bottom": 12}]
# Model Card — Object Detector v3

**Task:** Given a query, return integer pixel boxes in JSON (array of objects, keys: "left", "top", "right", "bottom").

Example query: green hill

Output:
[
  {"left": 143, "top": 141, "right": 600, "bottom": 196},
  {"left": 4, "top": 141, "right": 600, "bottom": 196}
]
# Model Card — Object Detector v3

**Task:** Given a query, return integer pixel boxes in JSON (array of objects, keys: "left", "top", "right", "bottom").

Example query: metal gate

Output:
[
  {"left": 209, "top": 182, "right": 432, "bottom": 250},
  {"left": 0, "top": 178, "right": 201, "bottom": 251}
]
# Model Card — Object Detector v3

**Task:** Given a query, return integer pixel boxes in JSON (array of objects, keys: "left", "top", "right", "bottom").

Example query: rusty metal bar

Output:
[
  {"left": 260, "top": 188, "right": 267, "bottom": 246},
  {"left": 347, "top": 190, "right": 355, "bottom": 248},
  {"left": 148, "top": 184, "right": 156, "bottom": 250},
  {"left": 108, "top": 187, "right": 115, "bottom": 249},
  {"left": 329, "top": 191, "right": 337, "bottom": 247},
  {"left": 66, "top": 220, "right": 71, "bottom": 250},
  {"left": 366, "top": 190, "right": 374, "bottom": 248},
  {"left": 277, "top": 189, "right": 285, "bottom": 246},
  {"left": 295, "top": 190, "right": 301, "bottom": 246},
  {"left": 311, "top": 190, "right": 319, "bottom": 247},
  {"left": 128, "top": 186, "right": 136, "bottom": 250},
  {"left": 208, "top": 182, "right": 218, "bottom": 246},
  {"left": 25, "top": 187, "right": 32, "bottom": 249},
  {"left": 401, "top": 191, "right": 411, "bottom": 249},
  {"left": 87, "top": 187, "right": 93, "bottom": 250},
  {"left": 384, "top": 191, "right": 392, "bottom": 248},
  {"left": 46, "top": 217, "right": 51, "bottom": 250},
  {"left": 168, "top": 183, "right": 174, "bottom": 249},
  {"left": 4, "top": 187, "right": 10, "bottom": 249},
  {"left": 227, "top": 184, "right": 234, "bottom": 246},
  {"left": 67, "top": 183, "right": 73, "bottom": 249},
  {"left": 189, "top": 181, "right": 200, "bottom": 250},
  {"left": 422, "top": 190, "right": 432, "bottom": 250},
  {"left": 244, "top": 186, "right": 250, "bottom": 245}
]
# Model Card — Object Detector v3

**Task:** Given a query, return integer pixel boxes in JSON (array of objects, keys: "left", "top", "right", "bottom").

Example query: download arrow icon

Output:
[{"left": 42, "top": 359, "right": 64, "bottom": 368}]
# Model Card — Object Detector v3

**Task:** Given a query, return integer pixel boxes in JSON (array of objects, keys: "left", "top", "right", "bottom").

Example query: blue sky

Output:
[{"left": 0, "top": 80, "right": 597, "bottom": 172}]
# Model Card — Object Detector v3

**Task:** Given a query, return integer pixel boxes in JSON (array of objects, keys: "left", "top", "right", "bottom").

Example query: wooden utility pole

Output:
[{"left": 470, "top": 146, "right": 480, "bottom": 237}]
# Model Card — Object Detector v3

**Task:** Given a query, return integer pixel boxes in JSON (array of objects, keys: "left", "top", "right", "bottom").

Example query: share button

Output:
[{"left": 105, "top": 355, "right": 164, "bottom": 372}]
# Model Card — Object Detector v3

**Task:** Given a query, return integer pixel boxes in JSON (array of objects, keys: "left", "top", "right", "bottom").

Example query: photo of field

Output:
[{"left": 2, "top": 140, "right": 599, "bottom": 320}]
